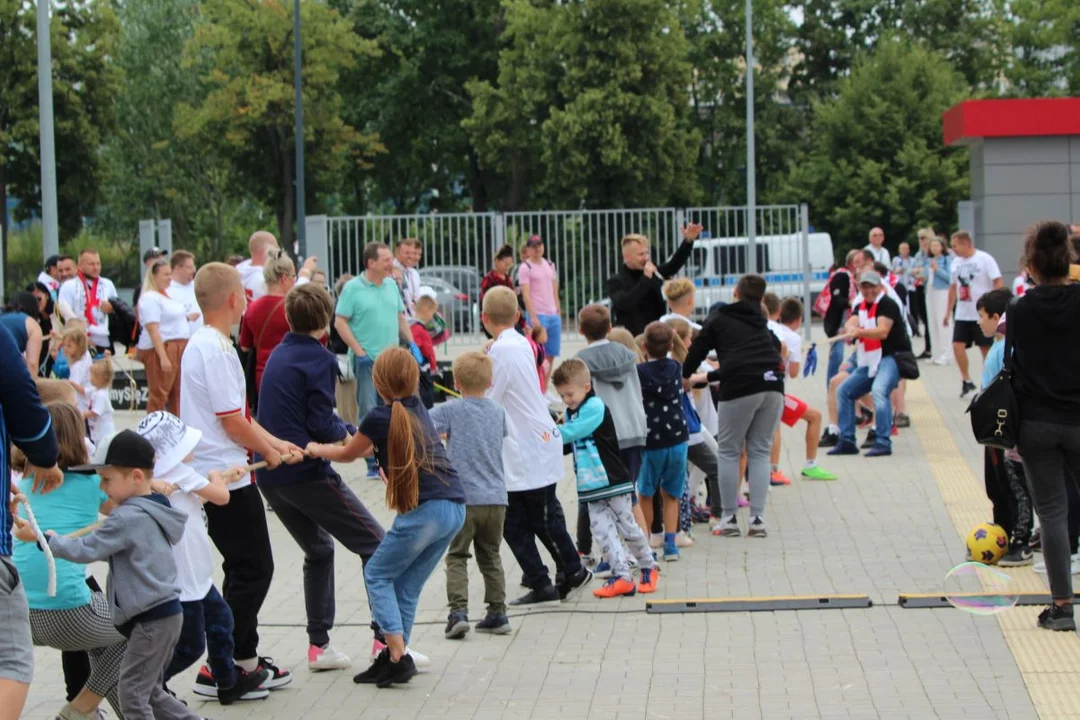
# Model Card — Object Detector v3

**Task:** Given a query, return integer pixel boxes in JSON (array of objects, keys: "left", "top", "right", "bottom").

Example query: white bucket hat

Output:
[{"left": 135, "top": 411, "right": 202, "bottom": 477}]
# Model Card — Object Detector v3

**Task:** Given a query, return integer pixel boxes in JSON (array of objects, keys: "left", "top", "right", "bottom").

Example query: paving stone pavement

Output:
[{"left": 21, "top": 330, "right": 1044, "bottom": 719}]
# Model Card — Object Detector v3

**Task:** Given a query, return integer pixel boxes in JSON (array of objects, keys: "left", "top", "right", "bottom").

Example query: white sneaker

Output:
[
  {"left": 1033, "top": 554, "right": 1080, "bottom": 575},
  {"left": 675, "top": 531, "right": 694, "bottom": 548},
  {"left": 649, "top": 532, "right": 664, "bottom": 548},
  {"left": 406, "top": 647, "right": 430, "bottom": 671},
  {"left": 307, "top": 643, "right": 351, "bottom": 671}
]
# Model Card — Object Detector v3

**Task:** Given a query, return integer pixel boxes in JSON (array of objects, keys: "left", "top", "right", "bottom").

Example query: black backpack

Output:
[{"left": 966, "top": 298, "right": 1018, "bottom": 449}]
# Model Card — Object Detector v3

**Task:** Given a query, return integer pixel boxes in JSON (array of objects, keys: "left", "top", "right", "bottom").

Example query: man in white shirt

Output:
[
  {"left": 235, "top": 231, "right": 278, "bottom": 301},
  {"left": 169, "top": 250, "right": 203, "bottom": 334},
  {"left": 946, "top": 230, "right": 1003, "bottom": 398},
  {"left": 57, "top": 249, "right": 117, "bottom": 355},
  {"left": 865, "top": 227, "right": 891, "bottom": 266},
  {"left": 37, "top": 255, "right": 62, "bottom": 299},
  {"left": 391, "top": 238, "right": 422, "bottom": 318},
  {"left": 482, "top": 286, "right": 592, "bottom": 606}
]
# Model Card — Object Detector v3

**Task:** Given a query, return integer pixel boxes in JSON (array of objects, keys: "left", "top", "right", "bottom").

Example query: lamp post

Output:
[
  {"left": 37, "top": 0, "right": 59, "bottom": 259},
  {"left": 293, "top": 0, "right": 306, "bottom": 258},
  {"left": 745, "top": 0, "right": 757, "bottom": 274}
]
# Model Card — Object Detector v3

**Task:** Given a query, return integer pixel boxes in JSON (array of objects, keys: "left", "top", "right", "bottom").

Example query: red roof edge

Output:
[{"left": 942, "top": 98, "right": 1080, "bottom": 147}]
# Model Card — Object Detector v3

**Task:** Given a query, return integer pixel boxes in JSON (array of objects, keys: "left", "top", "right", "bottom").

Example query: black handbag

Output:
[
  {"left": 966, "top": 299, "right": 1018, "bottom": 449},
  {"left": 894, "top": 349, "right": 920, "bottom": 380}
]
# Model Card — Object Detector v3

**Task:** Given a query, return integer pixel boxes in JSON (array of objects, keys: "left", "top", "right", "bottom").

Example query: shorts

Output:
[
  {"left": 0, "top": 557, "right": 33, "bottom": 685},
  {"left": 535, "top": 314, "right": 562, "bottom": 357},
  {"left": 637, "top": 444, "right": 688, "bottom": 499},
  {"left": 781, "top": 394, "right": 809, "bottom": 427},
  {"left": 953, "top": 319, "right": 993, "bottom": 348}
]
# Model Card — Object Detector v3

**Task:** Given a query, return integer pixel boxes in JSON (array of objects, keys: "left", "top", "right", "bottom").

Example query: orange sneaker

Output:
[
  {"left": 637, "top": 567, "right": 659, "bottom": 594},
  {"left": 593, "top": 576, "right": 637, "bottom": 598},
  {"left": 770, "top": 470, "right": 791, "bottom": 486}
]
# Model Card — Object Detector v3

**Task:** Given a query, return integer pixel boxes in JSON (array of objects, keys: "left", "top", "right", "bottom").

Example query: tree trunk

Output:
[
  {"left": 469, "top": 151, "right": 488, "bottom": 212},
  {"left": 507, "top": 151, "right": 526, "bottom": 211}
]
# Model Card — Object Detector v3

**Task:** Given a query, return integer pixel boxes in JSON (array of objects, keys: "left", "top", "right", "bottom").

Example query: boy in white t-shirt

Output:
[
  {"left": 482, "top": 287, "right": 592, "bottom": 606},
  {"left": 85, "top": 358, "right": 115, "bottom": 444},
  {"left": 773, "top": 297, "right": 838, "bottom": 483},
  {"left": 179, "top": 262, "right": 303, "bottom": 695},
  {"left": 135, "top": 412, "right": 270, "bottom": 705}
]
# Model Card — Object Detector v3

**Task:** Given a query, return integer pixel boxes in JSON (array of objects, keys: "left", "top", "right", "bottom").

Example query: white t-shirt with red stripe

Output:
[{"left": 180, "top": 326, "right": 251, "bottom": 490}]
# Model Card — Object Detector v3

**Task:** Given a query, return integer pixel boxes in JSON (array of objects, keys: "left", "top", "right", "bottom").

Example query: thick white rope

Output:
[{"left": 13, "top": 494, "right": 56, "bottom": 598}]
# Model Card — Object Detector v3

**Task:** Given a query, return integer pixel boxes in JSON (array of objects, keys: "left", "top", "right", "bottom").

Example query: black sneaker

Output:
[
  {"left": 1031, "top": 529, "right": 1042, "bottom": 552},
  {"left": 1037, "top": 603, "right": 1076, "bottom": 631},
  {"left": 354, "top": 649, "right": 390, "bottom": 684},
  {"left": 218, "top": 667, "right": 270, "bottom": 705},
  {"left": 375, "top": 653, "right": 418, "bottom": 688},
  {"left": 558, "top": 567, "right": 594, "bottom": 601},
  {"left": 256, "top": 657, "right": 291, "bottom": 689},
  {"left": 475, "top": 613, "right": 512, "bottom": 635},
  {"left": 998, "top": 545, "right": 1034, "bottom": 567},
  {"left": 819, "top": 430, "right": 839, "bottom": 448},
  {"left": 857, "top": 407, "right": 874, "bottom": 428},
  {"left": 861, "top": 429, "right": 878, "bottom": 449},
  {"left": 445, "top": 611, "right": 470, "bottom": 640},
  {"left": 960, "top": 381, "right": 977, "bottom": 399},
  {"left": 918, "top": 350, "right": 933, "bottom": 360},
  {"left": 894, "top": 412, "right": 911, "bottom": 428},
  {"left": 509, "top": 584, "right": 560, "bottom": 606}
]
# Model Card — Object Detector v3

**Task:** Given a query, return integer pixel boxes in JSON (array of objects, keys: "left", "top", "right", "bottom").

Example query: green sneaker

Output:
[{"left": 801, "top": 465, "right": 837, "bottom": 481}]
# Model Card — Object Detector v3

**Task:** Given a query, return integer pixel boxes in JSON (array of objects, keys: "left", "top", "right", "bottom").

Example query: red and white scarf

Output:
[
  {"left": 856, "top": 295, "right": 883, "bottom": 377},
  {"left": 77, "top": 272, "right": 104, "bottom": 327}
]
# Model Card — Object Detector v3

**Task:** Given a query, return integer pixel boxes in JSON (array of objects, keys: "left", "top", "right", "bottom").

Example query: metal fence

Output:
[{"left": 310, "top": 204, "right": 815, "bottom": 346}]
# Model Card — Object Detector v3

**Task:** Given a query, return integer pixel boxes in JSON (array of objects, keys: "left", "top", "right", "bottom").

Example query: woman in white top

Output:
[{"left": 136, "top": 259, "right": 195, "bottom": 414}]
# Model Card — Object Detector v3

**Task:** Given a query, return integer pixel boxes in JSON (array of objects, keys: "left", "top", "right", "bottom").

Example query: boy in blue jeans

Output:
[{"left": 636, "top": 322, "right": 689, "bottom": 561}]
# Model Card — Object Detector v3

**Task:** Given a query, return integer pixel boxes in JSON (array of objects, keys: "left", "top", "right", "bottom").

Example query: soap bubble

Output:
[{"left": 944, "top": 562, "right": 1019, "bottom": 615}]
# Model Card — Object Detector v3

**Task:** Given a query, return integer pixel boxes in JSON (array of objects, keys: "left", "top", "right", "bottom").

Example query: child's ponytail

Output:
[{"left": 385, "top": 400, "right": 420, "bottom": 513}]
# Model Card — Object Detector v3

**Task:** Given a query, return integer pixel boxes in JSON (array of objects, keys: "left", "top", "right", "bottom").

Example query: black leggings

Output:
[{"left": 61, "top": 575, "right": 103, "bottom": 701}]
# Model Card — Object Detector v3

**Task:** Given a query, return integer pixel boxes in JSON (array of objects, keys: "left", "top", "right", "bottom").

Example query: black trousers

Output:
[
  {"left": 983, "top": 447, "right": 1033, "bottom": 544},
  {"left": 61, "top": 575, "right": 103, "bottom": 701},
  {"left": 913, "top": 286, "right": 929, "bottom": 351},
  {"left": 504, "top": 484, "right": 582, "bottom": 591},
  {"left": 260, "top": 469, "right": 385, "bottom": 647},
  {"left": 205, "top": 484, "right": 275, "bottom": 661}
]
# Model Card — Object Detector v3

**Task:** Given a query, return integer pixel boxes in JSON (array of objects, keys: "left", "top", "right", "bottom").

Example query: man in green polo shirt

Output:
[{"left": 334, "top": 241, "right": 410, "bottom": 477}]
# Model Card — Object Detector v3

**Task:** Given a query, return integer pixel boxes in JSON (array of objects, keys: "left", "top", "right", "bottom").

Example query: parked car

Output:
[
  {"left": 420, "top": 276, "right": 475, "bottom": 333},
  {"left": 419, "top": 265, "right": 482, "bottom": 305}
]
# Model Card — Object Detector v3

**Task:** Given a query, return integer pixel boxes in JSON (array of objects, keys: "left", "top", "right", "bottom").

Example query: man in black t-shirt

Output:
[{"left": 828, "top": 271, "right": 910, "bottom": 458}]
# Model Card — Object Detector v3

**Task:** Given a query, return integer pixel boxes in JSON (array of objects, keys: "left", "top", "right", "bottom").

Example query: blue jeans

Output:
[
  {"left": 354, "top": 354, "right": 379, "bottom": 474},
  {"left": 837, "top": 356, "right": 900, "bottom": 449},
  {"left": 364, "top": 499, "right": 465, "bottom": 642},
  {"left": 165, "top": 586, "right": 236, "bottom": 688},
  {"left": 826, "top": 339, "right": 846, "bottom": 388}
]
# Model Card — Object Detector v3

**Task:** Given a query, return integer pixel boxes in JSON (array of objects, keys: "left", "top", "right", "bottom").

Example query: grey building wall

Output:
[{"left": 964, "top": 136, "right": 1080, "bottom": 285}]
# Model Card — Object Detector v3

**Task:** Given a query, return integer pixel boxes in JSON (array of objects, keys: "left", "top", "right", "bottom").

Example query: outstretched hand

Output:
[{"left": 681, "top": 223, "right": 704, "bottom": 242}]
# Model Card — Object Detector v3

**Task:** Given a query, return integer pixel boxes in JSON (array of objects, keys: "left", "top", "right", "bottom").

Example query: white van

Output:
[{"left": 683, "top": 232, "right": 835, "bottom": 317}]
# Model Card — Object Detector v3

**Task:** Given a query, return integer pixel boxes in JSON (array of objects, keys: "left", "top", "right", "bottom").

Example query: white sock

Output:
[
  {"left": 828, "top": 424, "right": 839, "bottom": 434},
  {"left": 805, "top": 459, "right": 817, "bottom": 468},
  {"left": 236, "top": 657, "right": 259, "bottom": 673}
]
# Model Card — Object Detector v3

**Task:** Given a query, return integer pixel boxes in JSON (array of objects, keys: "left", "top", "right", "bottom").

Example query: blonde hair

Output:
[
  {"left": 194, "top": 262, "right": 243, "bottom": 313},
  {"left": 452, "top": 351, "right": 493, "bottom": 394},
  {"left": 46, "top": 402, "right": 89, "bottom": 470},
  {"left": 90, "top": 357, "right": 113, "bottom": 389},
  {"left": 60, "top": 325, "right": 88, "bottom": 361},
  {"left": 551, "top": 358, "right": 590, "bottom": 388},
  {"left": 35, "top": 378, "right": 77, "bottom": 407},
  {"left": 663, "top": 317, "right": 692, "bottom": 364},
  {"left": 663, "top": 277, "right": 694, "bottom": 305},
  {"left": 608, "top": 327, "right": 641, "bottom": 361},
  {"left": 263, "top": 247, "right": 296, "bottom": 287},
  {"left": 248, "top": 231, "right": 277, "bottom": 257},
  {"left": 481, "top": 286, "right": 518, "bottom": 327},
  {"left": 622, "top": 234, "right": 649, "bottom": 248},
  {"left": 141, "top": 259, "right": 169, "bottom": 296},
  {"left": 372, "top": 347, "right": 446, "bottom": 513}
]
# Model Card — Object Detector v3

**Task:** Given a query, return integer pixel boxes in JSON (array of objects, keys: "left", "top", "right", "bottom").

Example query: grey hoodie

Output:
[
  {"left": 49, "top": 494, "right": 186, "bottom": 627},
  {"left": 576, "top": 342, "right": 647, "bottom": 449}
]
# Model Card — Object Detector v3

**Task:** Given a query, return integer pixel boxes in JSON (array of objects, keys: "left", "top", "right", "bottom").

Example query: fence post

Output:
[
  {"left": 138, "top": 220, "right": 156, "bottom": 261},
  {"left": 306, "top": 215, "right": 329, "bottom": 277},
  {"left": 674, "top": 208, "right": 685, "bottom": 245},
  {"left": 800, "top": 203, "right": 811, "bottom": 341},
  {"left": 492, "top": 211, "right": 504, "bottom": 253}
]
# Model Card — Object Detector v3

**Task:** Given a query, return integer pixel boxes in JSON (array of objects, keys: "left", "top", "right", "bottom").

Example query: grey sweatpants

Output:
[
  {"left": 588, "top": 494, "right": 655, "bottom": 581},
  {"left": 119, "top": 613, "right": 200, "bottom": 720},
  {"left": 715, "top": 391, "right": 784, "bottom": 517}
]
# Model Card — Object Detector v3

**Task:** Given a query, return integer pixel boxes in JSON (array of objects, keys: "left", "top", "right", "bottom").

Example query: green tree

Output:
[
  {"left": 0, "top": 0, "right": 121, "bottom": 245},
  {"left": 176, "top": 0, "right": 383, "bottom": 249},
  {"left": 784, "top": 38, "right": 969, "bottom": 257},
  {"left": 335, "top": 0, "right": 504, "bottom": 213},
  {"left": 464, "top": 0, "right": 702, "bottom": 210},
  {"left": 1003, "top": 0, "right": 1080, "bottom": 96}
]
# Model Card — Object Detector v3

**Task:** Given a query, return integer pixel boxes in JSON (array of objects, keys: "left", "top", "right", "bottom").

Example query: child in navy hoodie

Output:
[{"left": 636, "top": 321, "right": 689, "bottom": 561}]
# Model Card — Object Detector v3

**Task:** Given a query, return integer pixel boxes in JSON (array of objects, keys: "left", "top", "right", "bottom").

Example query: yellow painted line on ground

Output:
[{"left": 907, "top": 380, "right": 1080, "bottom": 719}]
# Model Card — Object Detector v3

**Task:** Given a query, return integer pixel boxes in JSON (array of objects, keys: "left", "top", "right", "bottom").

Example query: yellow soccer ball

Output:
[{"left": 966, "top": 523, "right": 1009, "bottom": 565}]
